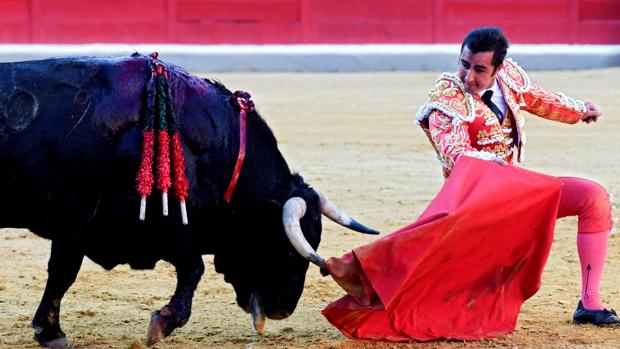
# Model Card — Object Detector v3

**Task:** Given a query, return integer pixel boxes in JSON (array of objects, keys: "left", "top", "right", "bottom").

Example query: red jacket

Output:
[{"left": 416, "top": 59, "right": 587, "bottom": 178}]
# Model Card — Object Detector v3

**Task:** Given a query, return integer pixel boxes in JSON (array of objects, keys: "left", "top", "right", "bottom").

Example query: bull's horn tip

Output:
[
  {"left": 309, "top": 253, "right": 327, "bottom": 269},
  {"left": 349, "top": 220, "right": 380, "bottom": 235}
]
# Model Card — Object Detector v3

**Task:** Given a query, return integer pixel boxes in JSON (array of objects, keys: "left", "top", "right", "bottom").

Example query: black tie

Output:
[{"left": 481, "top": 90, "right": 504, "bottom": 123}]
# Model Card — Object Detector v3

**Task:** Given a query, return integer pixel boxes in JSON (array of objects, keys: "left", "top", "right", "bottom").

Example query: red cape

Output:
[{"left": 322, "top": 157, "right": 562, "bottom": 341}]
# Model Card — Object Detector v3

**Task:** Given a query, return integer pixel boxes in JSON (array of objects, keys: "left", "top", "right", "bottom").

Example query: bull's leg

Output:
[
  {"left": 147, "top": 238, "right": 204, "bottom": 346},
  {"left": 32, "top": 239, "right": 84, "bottom": 348}
]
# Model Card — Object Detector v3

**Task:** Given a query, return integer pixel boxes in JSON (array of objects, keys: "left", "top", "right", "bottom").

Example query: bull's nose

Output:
[{"left": 266, "top": 311, "right": 291, "bottom": 320}]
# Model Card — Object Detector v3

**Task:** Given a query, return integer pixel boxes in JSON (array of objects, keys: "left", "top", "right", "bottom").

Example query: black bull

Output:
[{"left": 0, "top": 54, "right": 378, "bottom": 347}]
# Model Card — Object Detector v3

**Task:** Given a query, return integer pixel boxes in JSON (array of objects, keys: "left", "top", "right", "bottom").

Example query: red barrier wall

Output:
[{"left": 1, "top": 0, "right": 619, "bottom": 44}]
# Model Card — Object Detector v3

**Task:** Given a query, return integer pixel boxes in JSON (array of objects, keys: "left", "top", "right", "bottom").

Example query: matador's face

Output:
[{"left": 457, "top": 46, "right": 500, "bottom": 95}]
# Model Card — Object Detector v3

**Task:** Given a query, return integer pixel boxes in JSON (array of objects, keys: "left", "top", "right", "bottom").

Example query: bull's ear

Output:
[{"left": 268, "top": 199, "right": 282, "bottom": 210}]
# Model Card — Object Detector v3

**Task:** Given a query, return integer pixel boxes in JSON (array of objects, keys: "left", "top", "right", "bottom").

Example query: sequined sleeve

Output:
[
  {"left": 521, "top": 84, "right": 586, "bottom": 124},
  {"left": 429, "top": 110, "right": 503, "bottom": 177}
]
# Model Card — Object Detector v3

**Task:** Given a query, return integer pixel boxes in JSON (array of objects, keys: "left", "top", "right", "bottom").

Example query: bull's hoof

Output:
[
  {"left": 33, "top": 325, "right": 72, "bottom": 349},
  {"left": 146, "top": 306, "right": 176, "bottom": 346},
  {"left": 33, "top": 330, "right": 72, "bottom": 349}
]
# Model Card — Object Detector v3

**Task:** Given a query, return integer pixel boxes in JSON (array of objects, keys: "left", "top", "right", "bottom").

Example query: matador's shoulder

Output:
[
  {"left": 497, "top": 58, "right": 531, "bottom": 94},
  {"left": 415, "top": 73, "right": 475, "bottom": 125}
]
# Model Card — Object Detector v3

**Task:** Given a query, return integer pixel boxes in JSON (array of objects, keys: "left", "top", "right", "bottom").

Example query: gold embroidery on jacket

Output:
[{"left": 419, "top": 58, "right": 585, "bottom": 178}]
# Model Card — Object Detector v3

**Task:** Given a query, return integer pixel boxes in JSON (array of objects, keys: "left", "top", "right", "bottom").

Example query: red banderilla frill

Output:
[{"left": 135, "top": 54, "right": 189, "bottom": 224}]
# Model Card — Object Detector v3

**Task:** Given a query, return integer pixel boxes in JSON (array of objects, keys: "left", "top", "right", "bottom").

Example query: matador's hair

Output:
[{"left": 461, "top": 27, "right": 509, "bottom": 69}]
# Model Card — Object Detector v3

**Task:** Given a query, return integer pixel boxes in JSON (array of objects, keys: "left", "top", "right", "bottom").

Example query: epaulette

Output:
[
  {"left": 415, "top": 73, "right": 475, "bottom": 125},
  {"left": 498, "top": 58, "right": 531, "bottom": 94}
]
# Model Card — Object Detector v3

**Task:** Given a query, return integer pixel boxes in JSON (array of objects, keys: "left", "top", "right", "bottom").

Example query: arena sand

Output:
[{"left": 1, "top": 68, "right": 619, "bottom": 348}]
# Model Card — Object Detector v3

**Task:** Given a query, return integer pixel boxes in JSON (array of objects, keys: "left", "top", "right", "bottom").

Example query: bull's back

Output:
[
  {"left": 0, "top": 56, "right": 147, "bottom": 147},
  {"left": 0, "top": 56, "right": 148, "bottom": 235}
]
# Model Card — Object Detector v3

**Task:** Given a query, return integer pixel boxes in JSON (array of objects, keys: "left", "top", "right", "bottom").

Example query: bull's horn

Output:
[
  {"left": 314, "top": 189, "right": 380, "bottom": 235},
  {"left": 250, "top": 292, "right": 265, "bottom": 335},
  {"left": 282, "top": 197, "right": 327, "bottom": 269}
]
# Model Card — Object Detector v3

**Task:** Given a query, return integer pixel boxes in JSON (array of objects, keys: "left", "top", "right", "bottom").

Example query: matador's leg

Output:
[{"left": 557, "top": 177, "right": 618, "bottom": 325}]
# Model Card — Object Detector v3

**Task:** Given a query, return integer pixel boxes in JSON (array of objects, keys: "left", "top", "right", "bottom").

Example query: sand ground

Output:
[{"left": 1, "top": 68, "right": 619, "bottom": 348}]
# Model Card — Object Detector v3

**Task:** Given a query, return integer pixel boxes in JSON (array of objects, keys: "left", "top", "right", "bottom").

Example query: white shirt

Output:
[{"left": 478, "top": 78, "right": 507, "bottom": 118}]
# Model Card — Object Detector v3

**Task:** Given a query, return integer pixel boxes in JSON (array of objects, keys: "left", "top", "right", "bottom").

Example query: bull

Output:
[{"left": 0, "top": 53, "right": 378, "bottom": 348}]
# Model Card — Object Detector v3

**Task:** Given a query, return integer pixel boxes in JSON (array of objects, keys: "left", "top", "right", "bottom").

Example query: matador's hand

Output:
[{"left": 582, "top": 102, "right": 602, "bottom": 124}]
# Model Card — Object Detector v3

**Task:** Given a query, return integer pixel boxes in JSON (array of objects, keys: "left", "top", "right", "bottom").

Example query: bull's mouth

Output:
[{"left": 266, "top": 312, "right": 290, "bottom": 320}]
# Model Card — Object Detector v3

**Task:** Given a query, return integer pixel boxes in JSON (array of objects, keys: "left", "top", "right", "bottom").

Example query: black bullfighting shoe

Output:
[{"left": 573, "top": 300, "right": 620, "bottom": 326}]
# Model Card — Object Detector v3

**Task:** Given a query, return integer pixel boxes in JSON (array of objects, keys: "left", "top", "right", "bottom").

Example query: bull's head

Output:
[
  {"left": 249, "top": 179, "right": 378, "bottom": 333},
  {"left": 214, "top": 175, "right": 378, "bottom": 334}
]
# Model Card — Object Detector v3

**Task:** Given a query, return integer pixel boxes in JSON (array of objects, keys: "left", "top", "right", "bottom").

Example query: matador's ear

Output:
[{"left": 494, "top": 62, "right": 504, "bottom": 75}]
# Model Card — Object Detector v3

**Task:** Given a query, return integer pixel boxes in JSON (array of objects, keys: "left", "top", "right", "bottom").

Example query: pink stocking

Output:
[
  {"left": 558, "top": 177, "right": 613, "bottom": 310},
  {"left": 577, "top": 231, "right": 609, "bottom": 310}
]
